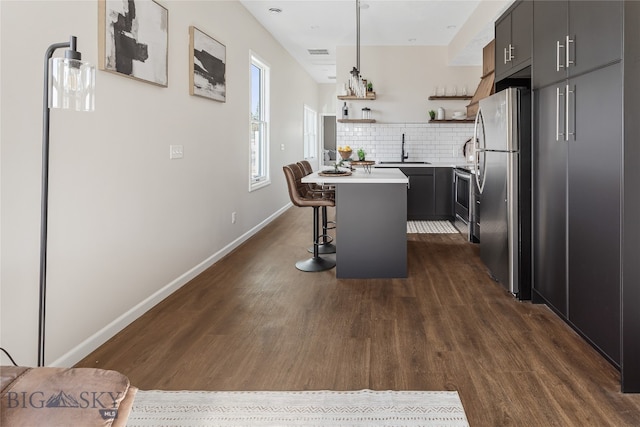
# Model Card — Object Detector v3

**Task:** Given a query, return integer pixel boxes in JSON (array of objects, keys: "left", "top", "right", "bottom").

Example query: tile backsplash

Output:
[{"left": 335, "top": 122, "right": 475, "bottom": 164}]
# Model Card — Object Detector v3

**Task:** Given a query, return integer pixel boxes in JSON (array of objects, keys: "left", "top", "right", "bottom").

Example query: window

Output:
[
  {"left": 250, "top": 53, "right": 270, "bottom": 190},
  {"left": 303, "top": 105, "right": 318, "bottom": 161}
]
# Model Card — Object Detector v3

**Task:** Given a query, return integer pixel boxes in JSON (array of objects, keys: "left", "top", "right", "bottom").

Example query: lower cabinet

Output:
[
  {"left": 434, "top": 168, "right": 453, "bottom": 218},
  {"left": 401, "top": 167, "right": 452, "bottom": 221}
]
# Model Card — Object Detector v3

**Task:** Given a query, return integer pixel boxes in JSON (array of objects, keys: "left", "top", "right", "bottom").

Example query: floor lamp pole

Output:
[{"left": 38, "top": 38, "right": 79, "bottom": 367}]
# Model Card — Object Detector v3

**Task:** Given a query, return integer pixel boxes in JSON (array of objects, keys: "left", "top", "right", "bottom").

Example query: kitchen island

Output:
[{"left": 302, "top": 168, "right": 408, "bottom": 279}]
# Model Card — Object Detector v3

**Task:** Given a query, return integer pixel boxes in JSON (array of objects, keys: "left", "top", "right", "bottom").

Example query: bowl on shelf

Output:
[{"left": 452, "top": 111, "right": 466, "bottom": 120}]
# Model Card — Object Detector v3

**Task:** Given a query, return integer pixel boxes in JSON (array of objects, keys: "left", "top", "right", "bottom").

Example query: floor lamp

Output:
[{"left": 38, "top": 36, "right": 95, "bottom": 366}]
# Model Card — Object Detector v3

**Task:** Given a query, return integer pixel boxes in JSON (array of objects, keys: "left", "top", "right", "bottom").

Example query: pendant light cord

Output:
[{"left": 356, "top": 0, "right": 360, "bottom": 73}]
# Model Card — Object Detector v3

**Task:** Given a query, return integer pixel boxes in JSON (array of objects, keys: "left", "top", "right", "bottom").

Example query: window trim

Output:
[
  {"left": 303, "top": 104, "right": 318, "bottom": 162},
  {"left": 249, "top": 51, "right": 271, "bottom": 192}
]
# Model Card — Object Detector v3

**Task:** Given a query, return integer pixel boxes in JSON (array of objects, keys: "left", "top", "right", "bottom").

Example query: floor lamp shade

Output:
[{"left": 49, "top": 57, "right": 95, "bottom": 111}]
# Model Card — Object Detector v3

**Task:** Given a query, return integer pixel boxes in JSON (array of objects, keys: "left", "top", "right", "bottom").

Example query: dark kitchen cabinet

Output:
[
  {"left": 434, "top": 167, "right": 453, "bottom": 218},
  {"left": 533, "top": 63, "right": 622, "bottom": 365},
  {"left": 495, "top": 0, "right": 532, "bottom": 82},
  {"left": 533, "top": 0, "right": 622, "bottom": 89},
  {"left": 401, "top": 167, "right": 452, "bottom": 221},
  {"left": 404, "top": 168, "right": 435, "bottom": 220},
  {"left": 532, "top": 0, "right": 639, "bottom": 392},
  {"left": 567, "top": 64, "right": 622, "bottom": 364},
  {"left": 533, "top": 84, "right": 568, "bottom": 315}
]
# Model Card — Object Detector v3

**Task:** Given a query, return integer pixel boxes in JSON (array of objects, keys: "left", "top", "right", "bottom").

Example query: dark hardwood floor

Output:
[{"left": 76, "top": 206, "right": 640, "bottom": 426}]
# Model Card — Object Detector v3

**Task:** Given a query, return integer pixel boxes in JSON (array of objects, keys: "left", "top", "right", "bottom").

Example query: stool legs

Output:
[
  {"left": 296, "top": 206, "right": 336, "bottom": 272},
  {"left": 309, "top": 205, "right": 336, "bottom": 254}
]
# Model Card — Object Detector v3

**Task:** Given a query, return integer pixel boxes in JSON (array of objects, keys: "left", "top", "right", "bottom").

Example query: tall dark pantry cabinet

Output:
[{"left": 529, "top": 0, "right": 640, "bottom": 392}]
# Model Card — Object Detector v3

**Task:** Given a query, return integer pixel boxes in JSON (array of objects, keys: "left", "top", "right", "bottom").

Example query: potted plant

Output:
[
  {"left": 367, "top": 82, "right": 373, "bottom": 92},
  {"left": 429, "top": 110, "right": 436, "bottom": 121},
  {"left": 357, "top": 148, "right": 366, "bottom": 161}
]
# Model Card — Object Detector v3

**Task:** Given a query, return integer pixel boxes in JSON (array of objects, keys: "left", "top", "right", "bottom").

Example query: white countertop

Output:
[
  {"left": 374, "top": 162, "right": 475, "bottom": 168},
  {"left": 302, "top": 167, "right": 408, "bottom": 184}
]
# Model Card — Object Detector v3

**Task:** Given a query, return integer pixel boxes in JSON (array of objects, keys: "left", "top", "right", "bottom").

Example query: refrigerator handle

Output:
[
  {"left": 473, "top": 111, "right": 480, "bottom": 176},
  {"left": 473, "top": 111, "right": 486, "bottom": 194}
]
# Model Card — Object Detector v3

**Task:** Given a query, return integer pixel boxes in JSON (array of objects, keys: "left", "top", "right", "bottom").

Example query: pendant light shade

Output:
[{"left": 49, "top": 56, "right": 95, "bottom": 111}]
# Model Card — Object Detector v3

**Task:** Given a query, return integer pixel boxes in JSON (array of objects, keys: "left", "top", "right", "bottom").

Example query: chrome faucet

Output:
[{"left": 401, "top": 133, "right": 409, "bottom": 162}]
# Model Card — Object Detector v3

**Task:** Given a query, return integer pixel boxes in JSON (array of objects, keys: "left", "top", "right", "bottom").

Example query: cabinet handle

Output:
[
  {"left": 407, "top": 176, "right": 410, "bottom": 190},
  {"left": 504, "top": 44, "right": 514, "bottom": 64},
  {"left": 556, "top": 40, "right": 565, "bottom": 71},
  {"left": 566, "top": 85, "right": 575, "bottom": 140},
  {"left": 566, "top": 35, "right": 574, "bottom": 68},
  {"left": 556, "top": 86, "right": 565, "bottom": 141}
]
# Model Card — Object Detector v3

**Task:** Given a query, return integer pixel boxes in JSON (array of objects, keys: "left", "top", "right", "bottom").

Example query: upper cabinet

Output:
[
  {"left": 533, "top": 1, "right": 622, "bottom": 89},
  {"left": 495, "top": 0, "right": 532, "bottom": 82}
]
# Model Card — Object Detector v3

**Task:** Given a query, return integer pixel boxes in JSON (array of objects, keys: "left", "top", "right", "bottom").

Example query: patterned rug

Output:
[
  {"left": 407, "top": 221, "right": 458, "bottom": 234},
  {"left": 126, "top": 389, "right": 469, "bottom": 427}
]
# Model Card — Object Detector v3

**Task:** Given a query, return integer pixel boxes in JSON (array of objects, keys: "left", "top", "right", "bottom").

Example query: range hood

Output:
[{"left": 466, "top": 39, "right": 495, "bottom": 119}]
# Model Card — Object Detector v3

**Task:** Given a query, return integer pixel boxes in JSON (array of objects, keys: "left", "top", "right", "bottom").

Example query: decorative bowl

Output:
[{"left": 338, "top": 150, "right": 352, "bottom": 160}]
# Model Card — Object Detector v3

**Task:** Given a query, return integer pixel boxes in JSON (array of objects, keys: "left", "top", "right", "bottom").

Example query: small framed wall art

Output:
[
  {"left": 189, "top": 26, "right": 226, "bottom": 102},
  {"left": 98, "top": 0, "right": 168, "bottom": 87}
]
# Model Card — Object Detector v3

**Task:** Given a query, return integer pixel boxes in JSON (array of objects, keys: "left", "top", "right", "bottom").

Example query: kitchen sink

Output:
[{"left": 379, "top": 161, "right": 431, "bottom": 164}]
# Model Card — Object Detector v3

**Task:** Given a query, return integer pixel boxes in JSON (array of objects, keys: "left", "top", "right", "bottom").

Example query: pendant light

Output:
[{"left": 349, "top": 0, "right": 366, "bottom": 98}]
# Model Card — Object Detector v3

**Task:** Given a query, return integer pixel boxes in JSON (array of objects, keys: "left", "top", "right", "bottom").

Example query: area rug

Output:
[
  {"left": 407, "top": 221, "right": 458, "bottom": 234},
  {"left": 126, "top": 389, "right": 469, "bottom": 427}
]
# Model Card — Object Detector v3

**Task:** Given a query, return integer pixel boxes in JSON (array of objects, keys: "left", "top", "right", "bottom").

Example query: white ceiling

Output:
[{"left": 240, "top": 0, "right": 508, "bottom": 83}]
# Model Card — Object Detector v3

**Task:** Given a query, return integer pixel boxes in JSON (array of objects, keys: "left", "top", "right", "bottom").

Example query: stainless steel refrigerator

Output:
[{"left": 474, "top": 87, "right": 531, "bottom": 299}]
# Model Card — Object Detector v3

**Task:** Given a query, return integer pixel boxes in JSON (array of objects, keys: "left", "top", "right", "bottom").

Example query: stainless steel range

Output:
[{"left": 453, "top": 167, "right": 472, "bottom": 240}]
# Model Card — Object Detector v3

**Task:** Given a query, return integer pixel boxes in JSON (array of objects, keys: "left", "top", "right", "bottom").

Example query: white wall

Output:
[
  {"left": 0, "top": 0, "right": 318, "bottom": 366},
  {"left": 336, "top": 45, "right": 481, "bottom": 123},
  {"left": 318, "top": 84, "right": 337, "bottom": 116}
]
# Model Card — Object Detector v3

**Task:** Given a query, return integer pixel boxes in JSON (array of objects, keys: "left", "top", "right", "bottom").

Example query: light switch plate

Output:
[{"left": 170, "top": 145, "right": 184, "bottom": 159}]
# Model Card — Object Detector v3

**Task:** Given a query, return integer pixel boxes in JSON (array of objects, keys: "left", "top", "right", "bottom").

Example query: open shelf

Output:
[
  {"left": 428, "top": 95, "right": 473, "bottom": 101},
  {"left": 338, "top": 92, "right": 376, "bottom": 100},
  {"left": 429, "top": 119, "right": 475, "bottom": 123},
  {"left": 337, "top": 119, "right": 377, "bottom": 124}
]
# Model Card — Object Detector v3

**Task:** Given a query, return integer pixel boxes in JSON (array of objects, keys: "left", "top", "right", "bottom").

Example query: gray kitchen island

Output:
[{"left": 302, "top": 167, "right": 408, "bottom": 279}]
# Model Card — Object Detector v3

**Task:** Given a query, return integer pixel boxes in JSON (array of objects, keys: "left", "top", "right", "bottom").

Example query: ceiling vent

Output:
[{"left": 308, "top": 49, "right": 329, "bottom": 55}]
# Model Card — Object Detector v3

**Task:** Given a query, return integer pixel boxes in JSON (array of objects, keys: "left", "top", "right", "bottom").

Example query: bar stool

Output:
[
  {"left": 283, "top": 164, "right": 336, "bottom": 272},
  {"left": 297, "top": 160, "right": 336, "bottom": 255}
]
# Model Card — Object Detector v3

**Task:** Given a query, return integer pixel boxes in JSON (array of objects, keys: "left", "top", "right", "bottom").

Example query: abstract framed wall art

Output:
[
  {"left": 99, "top": 0, "right": 168, "bottom": 87},
  {"left": 189, "top": 26, "right": 226, "bottom": 102}
]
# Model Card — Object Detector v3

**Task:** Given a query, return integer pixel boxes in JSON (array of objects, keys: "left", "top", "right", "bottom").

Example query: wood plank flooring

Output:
[{"left": 76, "top": 206, "right": 640, "bottom": 426}]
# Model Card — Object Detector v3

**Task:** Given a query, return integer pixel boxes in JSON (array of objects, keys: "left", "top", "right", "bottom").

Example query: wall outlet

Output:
[
  {"left": 170, "top": 145, "right": 184, "bottom": 159},
  {"left": 280, "top": 144, "right": 285, "bottom": 151},
  {"left": 231, "top": 212, "right": 237, "bottom": 224}
]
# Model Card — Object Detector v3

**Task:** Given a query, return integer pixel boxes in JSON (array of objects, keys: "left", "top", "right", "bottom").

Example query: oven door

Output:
[{"left": 454, "top": 169, "right": 471, "bottom": 238}]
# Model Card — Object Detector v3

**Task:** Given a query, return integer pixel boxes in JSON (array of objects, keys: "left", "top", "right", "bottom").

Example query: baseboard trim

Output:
[{"left": 51, "top": 203, "right": 292, "bottom": 367}]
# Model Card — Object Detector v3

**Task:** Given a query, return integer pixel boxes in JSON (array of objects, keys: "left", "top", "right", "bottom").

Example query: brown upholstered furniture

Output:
[
  {"left": 1, "top": 366, "right": 137, "bottom": 427},
  {"left": 297, "top": 160, "right": 336, "bottom": 255},
  {"left": 283, "top": 163, "right": 336, "bottom": 272}
]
